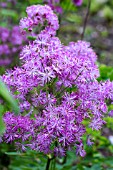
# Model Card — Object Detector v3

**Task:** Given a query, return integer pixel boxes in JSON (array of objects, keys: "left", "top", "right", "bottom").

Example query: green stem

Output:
[
  {"left": 81, "top": 0, "right": 91, "bottom": 40},
  {"left": 45, "top": 156, "right": 55, "bottom": 170},
  {"left": 46, "top": 157, "right": 51, "bottom": 170}
]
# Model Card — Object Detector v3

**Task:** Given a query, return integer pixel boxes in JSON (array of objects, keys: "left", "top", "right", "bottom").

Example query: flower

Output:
[
  {"left": 0, "top": 26, "right": 27, "bottom": 67},
  {"left": 73, "top": 0, "right": 83, "bottom": 6},
  {"left": 43, "top": 0, "right": 62, "bottom": 14},
  {"left": 1, "top": 4, "right": 113, "bottom": 157},
  {"left": 87, "top": 136, "right": 94, "bottom": 146},
  {"left": 108, "top": 110, "right": 113, "bottom": 117},
  {"left": 76, "top": 143, "right": 86, "bottom": 157}
]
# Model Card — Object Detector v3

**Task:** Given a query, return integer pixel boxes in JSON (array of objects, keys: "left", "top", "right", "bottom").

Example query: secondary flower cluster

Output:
[
  {"left": 43, "top": 0, "right": 63, "bottom": 13},
  {"left": 43, "top": 0, "right": 83, "bottom": 13},
  {"left": 20, "top": 4, "right": 59, "bottom": 37},
  {"left": 1, "top": 4, "right": 113, "bottom": 157},
  {"left": 73, "top": 0, "right": 83, "bottom": 6},
  {"left": 0, "top": 0, "right": 17, "bottom": 8},
  {"left": 0, "top": 26, "right": 26, "bottom": 67}
]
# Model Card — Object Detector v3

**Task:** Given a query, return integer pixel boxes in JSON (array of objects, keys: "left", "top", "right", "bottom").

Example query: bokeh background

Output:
[{"left": 1, "top": 0, "right": 113, "bottom": 169}]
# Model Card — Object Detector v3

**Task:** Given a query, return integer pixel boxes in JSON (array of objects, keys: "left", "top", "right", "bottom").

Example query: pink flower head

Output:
[
  {"left": 73, "top": 0, "right": 83, "bottom": 6},
  {"left": 108, "top": 110, "right": 113, "bottom": 117}
]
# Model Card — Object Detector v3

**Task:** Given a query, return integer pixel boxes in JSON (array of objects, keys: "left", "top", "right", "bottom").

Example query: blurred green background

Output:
[{"left": 0, "top": 0, "right": 113, "bottom": 169}]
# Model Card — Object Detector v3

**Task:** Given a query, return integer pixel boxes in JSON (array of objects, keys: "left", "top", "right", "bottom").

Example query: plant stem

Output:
[
  {"left": 81, "top": 0, "right": 91, "bottom": 40},
  {"left": 46, "top": 157, "right": 51, "bottom": 170},
  {"left": 45, "top": 156, "right": 55, "bottom": 170}
]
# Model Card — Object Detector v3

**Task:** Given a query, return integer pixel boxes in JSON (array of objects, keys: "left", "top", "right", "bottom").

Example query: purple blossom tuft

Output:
[
  {"left": 0, "top": 26, "right": 27, "bottom": 67},
  {"left": 73, "top": 0, "right": 83, "bottom": 6},
  {"left": 1, "top": 4, "right": 113, "bottom": 158},
  {"left": 108, "top": 110, "right": 113, "bottom": 117}
]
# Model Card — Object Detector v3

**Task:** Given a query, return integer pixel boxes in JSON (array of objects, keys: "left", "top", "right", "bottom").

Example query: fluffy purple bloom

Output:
[
  {"left": 1, "top": 4, "right": 113, "bottom": 158},
  {"left": 73, "top": 0, "right": 83, "bottom": 6},
  {"left": 20, "top": 5, "right": 59, "bottom": 36},
  {"left": 3, "top": 112, "right": 34, "bottom": 143},
  {"left": 0, "top": 2, "right": 7, "bottom": 7},
  {"left": 87, "top": 136, "right": 94, "bottom": 146},
  {"left": 76, "top": 143, "right": 86, "bottom": 157},
  {"left": 0, "top": 26, "right": 27, "bottom": 67},
  {"left": 108, "top": 110, "right": 113, "bottom": 117},
  {"left": 43, "top": 0, "right": 62, "bottom": 14}
]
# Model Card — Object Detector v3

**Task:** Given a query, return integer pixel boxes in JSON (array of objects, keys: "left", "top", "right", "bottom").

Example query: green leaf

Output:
[
  {"left": 29, "top": 0, "right": 42, "bottom": 4},
  {"left": 0, "top": 79, "right": 19, "bottom": 114},
  {"left": 66, "top": 14, "right": 82, "bottom": 24},
  {"left": 5, "top": 152, "right": 22, "bottom": 156},
  {"left": 27, "top": 36, "right": 36, "bottom": 41},
  {"left": 0, "top": 112, "right": 5, "bottom": 135},
  {"left": 102, "top": 6, "right": 113, "bottom": 20},
  {"left": 60, "top": 0, "right": 77, "bottom": 12},
  {"left": 1, "top": 9, "right": 18, "bottom": 20}
]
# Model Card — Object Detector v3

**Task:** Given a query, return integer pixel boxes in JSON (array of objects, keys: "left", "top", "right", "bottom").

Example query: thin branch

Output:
[
  {"left": 46, "top": 157, "right": 51, "bottom": 170},
  {"left": 81, "top": 0, "right": 91, "bottom": 40}
]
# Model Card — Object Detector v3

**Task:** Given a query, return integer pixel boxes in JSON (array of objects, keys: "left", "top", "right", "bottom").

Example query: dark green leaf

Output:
[
  {"left": 0, "top": 112, "right": 5, "bottom": 135},
  {"left": 0, "top": 79, "right": 19, "bottom": 114}
]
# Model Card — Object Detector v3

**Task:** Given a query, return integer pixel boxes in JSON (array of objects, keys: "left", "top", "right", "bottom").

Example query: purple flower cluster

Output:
[
  {"left": 0, "top": 0, "right": 17, "bottom": 7},
  {"left": 73, "top": 0, "right": 83, "bottom": 6},
  {"left": 1, "top": 4, "right": 113, "bottom": 157},
  {"left": 43, "top": 0, "right": 83, "bottom": 14},
  {"left": 0, "top": 26, "right": 26, "bottom": 67},
  {"left": 20, "top": 5, "right": 59, "bottom": 37},
  {"left": 43, "top": 0, "right": 63, "bottom": 13}
]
